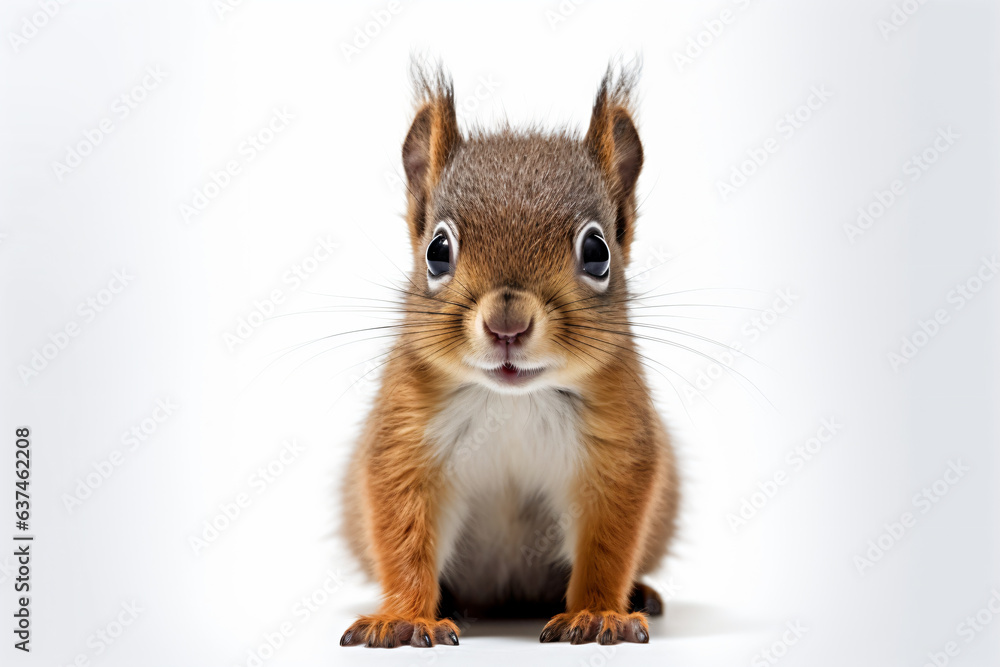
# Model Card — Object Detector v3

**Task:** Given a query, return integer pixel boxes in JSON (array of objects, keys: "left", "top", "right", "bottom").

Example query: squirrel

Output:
[{"left": 340, "top": 61, "right": 679, "bottom": 648}]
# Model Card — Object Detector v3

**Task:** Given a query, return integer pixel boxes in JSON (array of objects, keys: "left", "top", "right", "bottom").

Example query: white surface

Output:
[{"left": 1, "top": 1, "right": 998, "bottom": 666}]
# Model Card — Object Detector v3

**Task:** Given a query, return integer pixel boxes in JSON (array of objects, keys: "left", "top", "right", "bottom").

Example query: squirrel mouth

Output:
[{"left": 489, "top": 362, "right": 544, "bottom": 385}]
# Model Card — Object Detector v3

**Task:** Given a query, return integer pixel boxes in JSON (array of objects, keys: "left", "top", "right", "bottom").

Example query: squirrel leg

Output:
[
  {"left": 540, "top": 437, "right": 658, "bottom": 645},
  {"left": 341, "top": 443, "right": 458, "bottom": 648}
]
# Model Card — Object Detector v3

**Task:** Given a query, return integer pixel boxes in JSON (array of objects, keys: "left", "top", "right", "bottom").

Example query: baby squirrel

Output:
[{"left": 341, "top": 62, "right": 679, "bottom": 648}]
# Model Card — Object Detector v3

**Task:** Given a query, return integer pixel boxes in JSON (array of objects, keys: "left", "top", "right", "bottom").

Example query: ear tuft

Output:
[
  {"left": 586, "top": 59, "right": 644, "bottom": 252},
  {"left": 402, "top": 59, "right": 462, "bottom": 242}
]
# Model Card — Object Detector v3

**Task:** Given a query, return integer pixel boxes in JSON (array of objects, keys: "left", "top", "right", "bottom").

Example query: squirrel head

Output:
[{"left": 398, "top": 61, "right": 645, "bottom": 395}]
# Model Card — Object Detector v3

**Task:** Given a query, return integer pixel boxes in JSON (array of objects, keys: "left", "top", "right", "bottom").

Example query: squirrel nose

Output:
[{"left": 484, "top": 317, "right": 532, "bottom": 345}]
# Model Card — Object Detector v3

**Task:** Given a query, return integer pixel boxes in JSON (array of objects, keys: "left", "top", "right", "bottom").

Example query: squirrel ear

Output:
[
  {"left": 585, "top": 63, "right": 643, "bottom": 252},
  {"left": 402, "top": 63, "right": 462, "bottom": 242}
]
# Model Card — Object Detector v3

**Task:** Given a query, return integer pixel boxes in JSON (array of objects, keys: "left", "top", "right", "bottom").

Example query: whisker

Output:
[
  {"left": 243, "top": 319, "right": 462, "bottom": 391},
  {"left": 556, "top": 335, "right": 646, "bottom": 396},
  {"left": 286, "top": 326, "right": 463, "bottom": 384},
  {"left": 560, "top": 324, "right": 774, "bottom": 410},
  {"left": 444, "top": 273, "right": 479, "bottom": 305},
  {"left": 373, "top": 278, "right": 473, "bottom": 311},
  {"left": 568, "top": 321, "right": 764, "bottom": 368},
  {"left": 268, "top": 307, "right": 462, "bottom": 321},
  {"left": 558, "top": 330, "right": 716, "bottom": 413}
]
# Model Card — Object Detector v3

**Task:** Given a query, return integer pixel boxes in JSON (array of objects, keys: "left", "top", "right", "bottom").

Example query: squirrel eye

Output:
[
  {"left": 581, "top": 233, "right": 610, "bottom": 278},
  {"left": 426, "top": 233, "right": 451, "bottom": 277}
]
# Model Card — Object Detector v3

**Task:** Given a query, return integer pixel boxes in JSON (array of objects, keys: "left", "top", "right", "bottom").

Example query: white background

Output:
[{"left": 1, "top": 1, "right": 999, "bottom": 666}]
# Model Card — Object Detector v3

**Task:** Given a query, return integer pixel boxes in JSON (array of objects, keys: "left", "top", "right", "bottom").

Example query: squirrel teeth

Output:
[{"left": 492, "top": 362, "right": 543, "bottom": 383}]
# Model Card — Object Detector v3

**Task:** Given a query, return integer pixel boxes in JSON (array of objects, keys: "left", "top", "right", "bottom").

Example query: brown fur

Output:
[{"left": 341, "top": 61, "right": 679, "bottom": 648}]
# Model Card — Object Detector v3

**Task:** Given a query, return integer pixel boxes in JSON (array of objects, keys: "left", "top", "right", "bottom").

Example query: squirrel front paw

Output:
[
  {"left": 539, "top": 610, "right": 649, "bottom": 645},
  {"left": 340, "top": 614, "right": 460, "bottom": 648}
]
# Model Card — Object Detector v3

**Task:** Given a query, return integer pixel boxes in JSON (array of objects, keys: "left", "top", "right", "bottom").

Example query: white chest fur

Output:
[{"left": 424, "top": 385, "right": 586, "bottom": 599}]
